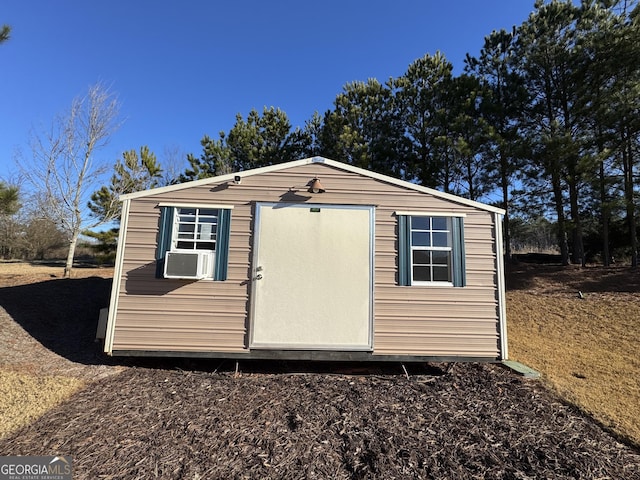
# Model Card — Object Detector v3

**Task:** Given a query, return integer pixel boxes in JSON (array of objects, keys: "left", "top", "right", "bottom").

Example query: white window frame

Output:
[
  {"left": 409, "top": 216, "right": 454, "bottom": 287},
  {"left": 171, "top": 207, "right": 218, "bottom": 279}
]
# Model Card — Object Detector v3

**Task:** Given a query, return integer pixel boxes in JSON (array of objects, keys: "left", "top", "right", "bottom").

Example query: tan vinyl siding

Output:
[
  {"left": 110, "top": 162, "right": 503, "bottom": 358},
  {"left": 112, "top": 197, "right": 252, "bottom": 353}
]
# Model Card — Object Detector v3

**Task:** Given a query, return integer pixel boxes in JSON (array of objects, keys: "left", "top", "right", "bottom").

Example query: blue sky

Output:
[{"left": 1, "top": 1, "right": 537, "bottom": 183}]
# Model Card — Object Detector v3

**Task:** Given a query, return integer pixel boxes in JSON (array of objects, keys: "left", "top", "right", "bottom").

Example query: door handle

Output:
[{"left": 254, "top": 266, "right": 263, "bottom": 281}]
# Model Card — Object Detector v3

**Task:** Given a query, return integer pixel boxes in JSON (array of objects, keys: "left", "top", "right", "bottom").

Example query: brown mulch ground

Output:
[
  {"left": 0, "top": 362, "right": 638, "bottom": 479},
  {"left": 1, "top": 263, "right": 640, "bottom": 478}
]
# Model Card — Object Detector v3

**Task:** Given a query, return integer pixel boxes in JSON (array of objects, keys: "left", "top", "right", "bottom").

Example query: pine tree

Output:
[
  {"left": 180, "top": 107, "right": 307, "bottom": 182},
  {"left": 465, "top": 28, "right": 528, "bottom": 261},
  {"left": 0, "top": 24, "right": 10, "bottom": 44},
  {"left": 89, "top": 146, "right": 162, "bottom": 223},
  {"left": 515, "top": 0, "right": 585, "bottom": 265},
  {"left": 394, "top": 52, "right": 454, "bottom": 188}
]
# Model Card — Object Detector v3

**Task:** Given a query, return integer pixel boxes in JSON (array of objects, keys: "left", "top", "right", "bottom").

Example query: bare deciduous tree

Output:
[
  {"left": 21, "top": 83, "right": 121, "bottom": 277},
  {"left": 160, "top": 144, "right": 187, "bottom": 186}
]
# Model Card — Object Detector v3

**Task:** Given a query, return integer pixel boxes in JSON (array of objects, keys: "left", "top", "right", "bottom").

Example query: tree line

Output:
[
  {"left": 180, "top": 0, "right": 640, "bottom": 266},
  {"left": 2, "top": 0, "right": 639, "bottom": 274}
]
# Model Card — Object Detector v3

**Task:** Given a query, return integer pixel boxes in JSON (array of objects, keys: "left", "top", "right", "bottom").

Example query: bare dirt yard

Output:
[{"left": 0, "top": 261, "right": 639, "bottom": 479}]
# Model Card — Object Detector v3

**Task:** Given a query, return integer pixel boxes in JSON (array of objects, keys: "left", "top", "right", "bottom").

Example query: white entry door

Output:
[{"left": 250, "top": 203, "right": 374, "bottom": 350}]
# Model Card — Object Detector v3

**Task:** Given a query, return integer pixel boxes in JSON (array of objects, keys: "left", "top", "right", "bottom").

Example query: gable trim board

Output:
[
  {"left": 104, "top": 197, "right": 130, "bottom": 354},
  {"left": 119, "top": 157, "right": 505, "bottom": 215},
  {"left": 104, "top": 157, "right": 507, "bottom": 362}
]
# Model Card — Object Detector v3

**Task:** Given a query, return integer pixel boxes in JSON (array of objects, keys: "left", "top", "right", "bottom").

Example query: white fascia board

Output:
[
  {"left": 320, "top": 158, "right": 505, "bottom": 215},
  {"left": 119, "top": 158, "right": 318, "bottom": 201},
  {"left": 104, "top": 197, "right": 131, "bottom": 354},
  {"left": 120, "top": 155, "right": 506, "bottom": 215}
]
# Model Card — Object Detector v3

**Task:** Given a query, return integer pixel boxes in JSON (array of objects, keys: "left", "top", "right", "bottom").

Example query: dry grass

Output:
[
  {"left": 0, "top": 261, "right": 113, "bottom": 285},
  {"left": 507, "top": 264, "right": 640, "bottom": 447},
  {"left": 0, "top": 370, "right": 85, "bottom": 438},
  {"left": 0, "top": 261, "right": 116, "bottom": 439}
]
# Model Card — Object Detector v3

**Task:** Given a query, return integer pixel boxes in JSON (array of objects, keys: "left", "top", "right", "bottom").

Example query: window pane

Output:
[
  {"left": 411, "top": 217, "right": 430, "bottom": 230},
  {"left": 432, "top": 266, "right": 451, "bottom": 282},
  {"left": 432, "top": 217, "right": 448, "bottom": 230},
  {"left": 432, "top": 251, "right": 450, "bottom": 266},
  {"left": 413, "top": 266, "right": 431, "bottom": 282},
  {"left": 198, "top": 224, "right": 216, "bottom": 240},
  {"left": 195, "top": 241, "right": 215, "bottom": 250},
  {"left": 411, "top": 232, "right": 430, "bottom": 246},
  {"left": 171, "top": 207, "right": 220, "bottom": 257},
  {"left": 432, "top": 232, "right": 449, "bottom": 247},
  {"left": 199, "top": 209, "right": 218, "bottom": 217},
  {"left": 412, "top": 250, "right": 430, "bottom": 265}
]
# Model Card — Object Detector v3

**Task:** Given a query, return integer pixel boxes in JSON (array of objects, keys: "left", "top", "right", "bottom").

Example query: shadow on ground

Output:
[
  {"left": 129, "top": 357, "right": 452, "bottom": 377},
  {"left": 0, "top": 276, "right": 116, "bottom": 366},
  {"left": 506, "top": 262, "right": 640, "bottom": 293},
  {"left": 0, "top": 275, "right": 454, "bottom": 376}
]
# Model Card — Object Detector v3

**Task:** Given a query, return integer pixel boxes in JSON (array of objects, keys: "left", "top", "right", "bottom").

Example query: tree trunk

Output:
[
  {"left": 551, "top": 172, "right": 570, "bottom": 266},
  {"left": 501, "top": 162, "right": 512, "bottom": 264},
  {"left": 63, "top": 230, "right": 79, "bottom": 278},
  {"left": 466, "top": 158, "right": 475, "bottom": 201},
  {"left": 568, "top": 177, "right": 585, "bottom": 266},
  {"left": 599, "top": 159, "right": 610, "bottom": 266},
  {"left": 443, "top": 154, "right": 451, "bottom": 194},
  {"left": 623, "top": 131, "right": 638, "bottom": 267}
]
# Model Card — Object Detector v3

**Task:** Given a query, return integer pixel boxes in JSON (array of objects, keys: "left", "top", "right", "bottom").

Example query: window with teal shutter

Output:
[
  {"left": 398, "top": 215, "right": 465, "bottom": 287},
  {"left": 156, "top": 207, "right": 174, "bottom": 278},
  {"left": 451, "top": 216, "right": 466, "bottom": 287},
  {"left": 156, "top": 206, "right": 231, "bottom": 280},
  {"left": 398, "top": 215, "right": 411, "bottom": 286},
  {"left": 214, "top": 209, "right": 231, "bottom": 281}
]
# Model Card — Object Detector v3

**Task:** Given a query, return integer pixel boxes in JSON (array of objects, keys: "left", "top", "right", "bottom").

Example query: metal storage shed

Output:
[{"left": 103, "top": 157, "right": 508, "bottom": 362}]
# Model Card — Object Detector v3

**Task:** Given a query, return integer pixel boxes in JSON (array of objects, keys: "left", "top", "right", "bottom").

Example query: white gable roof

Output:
[{"left": 121, "top": 156, "right": 505, "bottom": 214}]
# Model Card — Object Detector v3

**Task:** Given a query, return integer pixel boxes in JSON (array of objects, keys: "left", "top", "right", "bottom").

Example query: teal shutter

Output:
[
  {"left": 452, "top": 217, "right": 466, "bottom": 287},
  {"left": 156, "top": 207, "right": 174, "bottom": 278},
  {"left": 214, "top": 209, "right": 231, "bottom": 281},
  {"left": 398, "top": 215, "right": 411, "bottom": 286}
]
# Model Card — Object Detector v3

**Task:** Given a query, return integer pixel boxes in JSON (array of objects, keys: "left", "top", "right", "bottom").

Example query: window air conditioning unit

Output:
[{"left": 164, "top": 251, "right": 212, "bottom": 279}]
